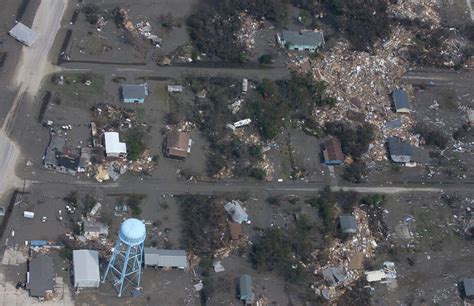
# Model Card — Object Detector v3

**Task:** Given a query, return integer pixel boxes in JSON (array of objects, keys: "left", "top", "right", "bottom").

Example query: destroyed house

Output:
[
  {"left": 323, "top": 137, "right": 344, "bottom": 165},
  {"left": 73, "top": 250, "right": 100, "bottom": 288},
  {"left": 278, "top": 30, "right": 324, "bottom": 52},
  {"left": 9, "top": 22, "right": 38, "bottom": 46},
  {"left": 121, "top": 84, "right": 147, "bottom": 103},
  {"left": 339, "top": 215, "right": 357, "bottom": 234},
  {"left": 391, "top": 90, "right": 410, "bottom": 113},
  {"left": 44, "top": 135, "right": 66, "bottom": 169},
  {"left": 144, "top": 248, "right": 188, "bottom": 269},
  {"left": 463, "top": 278, "right": 474, "bottom": 299},
  {"left": 165, "top": 130, "right": 191, "bottom": 159},
  {"left": 322, "top": 267, "right": 347, "bottom": 286},
  {"left": 27, "top": 255, "right": 54, "bottom": 298},
  {"left": 104, "top": 132, "right": 127, "bottom": 158},
  {"left": 56, "top": 154, "right": 79, "bottom": 174},
  {"left": 83, "top": 220, "right": 108, "bottom": 239},
  {"left": 239, "top": 274, "right": 254, "bottom": 304},
  {"left": 224, "top": 200, "right": 248, "bottom": 224},
  {"left": 387, "top": 137, "right": 412, "bottom": 163}
]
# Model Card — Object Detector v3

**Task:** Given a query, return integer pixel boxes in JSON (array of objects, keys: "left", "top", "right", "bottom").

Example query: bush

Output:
[
  {"left": 307, "top": 186, "right": 336, "bottom": 233},
  {"left": 414, "top": 123, "right": 448, "bottom": 149},
  {"left": 125, "top": 127, "right": 147, "bottom": 160},
  {"left": 258, "top": 54, "right": 273, "bottom": 64},
  {"left": 343, "top": 161, "right": 368, "bottom": 183},
  {"left": 325, "top": 121, "right": 375, "bottom": 159},
  {"left": 127, "top": 194, "right": 145, "bottom": 217}
]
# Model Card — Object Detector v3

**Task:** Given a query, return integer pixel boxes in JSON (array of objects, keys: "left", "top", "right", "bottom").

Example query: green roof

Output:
[{"left": 281, "top": 30, "right": 324, "bottom": 47}]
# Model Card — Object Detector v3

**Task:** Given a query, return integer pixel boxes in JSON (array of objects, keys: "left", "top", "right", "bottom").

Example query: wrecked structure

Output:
[{"left": 224, "top": 200, "right": 249, "bottom": 224}]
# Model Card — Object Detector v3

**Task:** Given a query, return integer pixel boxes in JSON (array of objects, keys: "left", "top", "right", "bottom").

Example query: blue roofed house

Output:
[
  {"left": 239, "top": 274, "right": 255, "bottom": 305},
  {"left": 224, "top": 200, "right": 248, "bottom": 224},
  {"left": 387, "top": 137, "right": 412, "bottom": 163},
  {"left": 277, "top": 30, "right": 324, "bottom": 52},
  {"left": 121, "top": 84, "right": 148, "bottom": 103},
  {"left": 391, "top": 89, "right": 410, "bottom": 113}
]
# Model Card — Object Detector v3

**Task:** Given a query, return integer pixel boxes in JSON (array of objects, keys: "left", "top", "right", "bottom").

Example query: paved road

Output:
[{"left": 402, "top": 69, "right": 473, "bottom": 88}]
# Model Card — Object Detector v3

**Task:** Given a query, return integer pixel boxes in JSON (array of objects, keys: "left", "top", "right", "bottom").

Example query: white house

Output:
[{"left": 104, "top": 132, "right": 127, "bottom": 158}]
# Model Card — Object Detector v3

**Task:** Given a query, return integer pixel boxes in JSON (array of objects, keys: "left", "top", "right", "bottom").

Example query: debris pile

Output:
[
  {"left": 387, "top": 0, "right": 441, "bottom": 25},
  {"left": 236, "top": 13, "right": 258, "bottom": 52}
]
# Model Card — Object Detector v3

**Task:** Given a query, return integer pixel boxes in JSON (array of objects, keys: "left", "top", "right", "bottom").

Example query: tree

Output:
[
  {"left": 343, "top": 161, "right": 368, "bottom": 183},
  {"left": 258, "top": 54, "right": 273, "bottom": 64}
]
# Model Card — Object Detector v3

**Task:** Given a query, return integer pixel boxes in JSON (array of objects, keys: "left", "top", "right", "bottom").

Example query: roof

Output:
[
  {"left": 28, "top": 255, "right": 54, "bottom": 297},
  {"left": 365, "top": 270, "right": 386, "bottom": 282},
  {"left": 166, "top": 130, "right": 190, "bottom": 158},
  {"left": 144, "top": 248, "right": 188, "bottom": 268},
  {"left": 239, "top": 274, "right": 253, "bottom": 301},
  {"left": 224, "top": 200, "right": 248, "bottom": 224},
  {"left": 83, "top": 220, "right": 108, "bottom": 235},
  {"left": 119, "top": 218, "right": 146, "bottom": 246},
  {"left": 464, "top": 278, "right": 474, "bottom": 297},
  {"left": 73, "top": 250, "right": 100, "bottom": 284},
  {"left": 411, "top": 147, "right": 430, "bottom": 164},
  {"left": 339, "top": 215, "right": 357, "bottom": 234},
  {"left": 9, "top": 22, "right": 38, "bottom": 46},
  {"left": 387, "top": 137, "right": 412, "bottom": 161},
  {"left": 323, "top": 137, "right": 344, "bottom": 162},
  {"left": 122, "top": 84, "right": 147, "bottom": 100},
  {"left": 228, "top": 221, "right": 243, "bottom": 240},
  {"left": 167, "top": 85, "right": 183, "bottom": 92},
  {"left": 57, "top": 155, "right": 79, "bottom": 170},
  {"left": 322, "top": 267, "right": 347, "bottom": 285},
  {"left": 392, "top": 90, "right": 410, "bottom": 111},
  {"left": 281, "top": 30, "right": 324, "bottom": 47},
  {"left": 104, "top": 132, "right": 127, "bottom": 155}
]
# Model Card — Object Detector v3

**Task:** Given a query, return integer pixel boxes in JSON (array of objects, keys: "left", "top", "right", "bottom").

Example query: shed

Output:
[
  {"left": 83, "top": 220, "right": 108, "bottom": 239},
  {"left": 144, "top": 248, "right": 188, "bottom": 269},
  {"left": 224, "top": 200, "right": 248, "bottom": 224},
  {"left": 73, "top": 250, "right": 100, "bottom": 288},
  {"left": 121, "top": 84, "right": 147, "bottom": 103},
  {"left": 323, "top": 137, "right": 344, "bottom": 165},
  {"left": 278, "top": 30, "right": 324, "bottom": 52},
  {"left": 463, "top": 278, "right": 474, "bottom": 298},
  {"left": 27, "top": 255, "right": 54, "bottom": 297},
  {"left": 339, "top": 215, "right": 357, "bottom": 234},
  {"left": 387, "top": 137, "right": 412, "bottom": 163},
  {"left": 166, "top": 130, "right": 191, "bottom": 159},
  {"left": 391, "top": 90, "right": 410, "bottom": 113},
  {"left": 467, "top": 109, "right": 474, "bottom": 127},
  {"left": 365, "top": 270, "right": 386, "bottom": 282},
  {"left": 239, "top": 274, "right": 254, "bottom": 304},
  {"left": 167, "top": 85, "right": 183, "bottom": 92},
  {"left": 104, "top": 132, "right": 127, "bottom": 158},
  {"left": 9, "top": 22, "right": 38, "bottom": 46}
]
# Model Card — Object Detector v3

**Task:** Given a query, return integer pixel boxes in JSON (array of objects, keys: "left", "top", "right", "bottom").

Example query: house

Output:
[
  {"left": 104, "top": 132, "right": 127, "bottom": 158},
  {"left": 339, "top": 215, "right": 357, "bottom": 234},
  {"left": 228, "top": 221, "right": 243, "bottom": 241},
  {"left": 77, "top": 147, "right": 92, "bottom": 172},
  {"left": 239, "top": 274, "right": 254, "bottom": 304},
  {"left": 387, "top": 137, "right": 412, "bottom": 163},
  {"left": 224, "top": 200, "right": 248, "bottom": 224},
  {"left": 323, "top": 137, "right": 344, "bottom": 165},
  {"left": 167, "top": 85, "right": 183, "bottom": 92},
  {"left": 121, "top": 84, "right": 147, "bottom": 103},
  {"left": 144, "top": 248, "right": 188, "bottom": 269},
  {"left": 467, "top": 109, "right": 474, "bottom": 127},
  {"left": 277, "top": 30, "right": 324, "bottom": 52},
  {"left": 43, "top": 135, "right": 66, "bottom": 169},
  {"left": 56, "top": 154, "right": 79, "bottom": 175},
  {"left": 73, "top": 250, "right": 100, "bottom": 288},
  {"left": 462, "top": 278, "right": 474, "bottom": 299},
  {"left": 83, "top": 220, "right": 108, "bottom": 239},
  {"left": 165, "top": 130, "right": 191, "bottom": 159},
  {"left": 9, "top": 22, "right": 38, "bottom": 46},
  {"left": 27, "top": 255, "right": 54, "bottom": 298},
  {"left": 391, "top": 90, "right": 410, "bottom": 113}
]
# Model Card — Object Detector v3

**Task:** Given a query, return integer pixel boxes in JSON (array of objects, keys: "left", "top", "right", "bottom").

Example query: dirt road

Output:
[{"left": 0, "top": 0, "right": 67, "bottom": 198}]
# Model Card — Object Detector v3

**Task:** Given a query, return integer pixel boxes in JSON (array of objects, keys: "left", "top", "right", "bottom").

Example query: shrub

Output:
[
  {"left": 325, "top": 121, "right": 375, "bottom": 159},
  {"left": 258, "top": 54, "right": 273, "bottom": 64},
  {"left": 343, "top": 161, "right": 368, "bottom": 183},
  {"left": 414, "top": 123, "right": 448, "bottom": 149}
]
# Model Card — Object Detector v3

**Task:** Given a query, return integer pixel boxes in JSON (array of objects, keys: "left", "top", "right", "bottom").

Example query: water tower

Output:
[{"left": 102, "top": 218, "right": 146, "bottom": 297}]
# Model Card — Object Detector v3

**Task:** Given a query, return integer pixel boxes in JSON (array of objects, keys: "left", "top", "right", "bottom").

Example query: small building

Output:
[
  {"left": 391, "top": 89, "right": 410, "bottom": 113},
  {"left": 27, "top": 255, "right": 54, "bottom": 298},
  {"left": 121, "top": 84, "right": 147, "bottom": 103},
  {"left": 467, "top": 109, "right": 474, "bottom": 127},
  {"left": 9, "top": 22, "right": 38, "bottom": 46},
  {"left": 165, "top": 130, "right": 191, "bottom": 159},
  {"left": 387, "top": 137, "right": 412, "bottom": 163},
  {"left": 73, "top": 250, "right": 100, "bottom": 288},
  {"left": 77, "top": 147, "right": 92, "bottom": 172},
  {"left": 104, "top": 132, "right": 127, "bottom": 158},
  {"left": 463, "top": 278, "right": 474, "bottom": 299},
  {"left": 339, "top": 215, "right": 357, "bottom": 234},
  {"left": 228, "top": 221, "right": 243, "bottom": 241},
  {"left": 239, "top": 274, "right": 254, "bottom": 304},
  {"left": 144, "top": 248, "right": 188, "bottom": 269},
  {"left": 83, "top": 220, "right": 108, "bottom": 239},
  {"left": 277, "top": 30, "right": 324, "bottom": 52},
  {"left": 167, "top": 85, "right": 183, "bottom": 92},
  {"left": 224, "top": 200, "right": 248, "bottom": 224},
  {"left": 322, "top": 137, "right": 344, "bottom": 165}
]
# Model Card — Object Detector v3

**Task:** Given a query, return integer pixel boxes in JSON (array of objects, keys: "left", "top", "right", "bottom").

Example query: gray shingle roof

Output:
[
  {"left": 392, "top": 90, "right": 410, "bottom": 111},
  {"left": 387, "top": 137, "right": 412, "bottom": 162},
  {"left": 122, "top": 84, "right": 147, "bottom": 100},
  {"left": 9, "top": 22, "right": 38, "bottom": 46},
  {"left": 144, "top": 248, "right": 188, "bottom": 268},
  {"left": 281, "top": 30, "right": 324, "bottom": 47},
  {"left": 239, "top": 274, "right": 253, "bottom": 302},
  {"left": 464, "top": 278, "right": 474, "bottom": 297},
  {"left": 28, "top": 255, "right": 54, "bottom": 297}
]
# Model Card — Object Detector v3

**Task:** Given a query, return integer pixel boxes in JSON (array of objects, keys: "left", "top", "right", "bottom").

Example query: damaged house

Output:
[
  {"left": 322, "top": 137, "right": 344, "bottom": 165},
  {"left": 165, "top": 130, "right": 191, "bottom": 159},
  {"left": 387, "top": 137, "right": 412, "bottom": 163},
  {"left": 121, "top": 84, "right": 148, "bottom": 103},
  {"left": 224, "top": 200, "right": 248, "bottom": 224}
]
